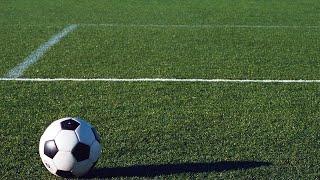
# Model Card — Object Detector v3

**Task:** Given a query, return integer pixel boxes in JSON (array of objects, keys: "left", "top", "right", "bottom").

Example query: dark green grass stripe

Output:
[{"left": 1, "top": 82, "right": 320, "bottom": 178}]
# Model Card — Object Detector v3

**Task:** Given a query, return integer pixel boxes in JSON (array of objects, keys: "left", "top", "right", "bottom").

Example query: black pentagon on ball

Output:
[
  {"left": 72, "top": 142, "right": 90, "bottom": 162},
  {"left": 44, "top": 140, "right": 58, "bottom": 159},
  {"left": 56, "top": 170, "right": 74, "bottom": 178},
  {"left": 91, "top": 127, "right": 101, "bottom": 143},
  {"left": 60, "top": 119, "right": 80, "bottom": 130}
]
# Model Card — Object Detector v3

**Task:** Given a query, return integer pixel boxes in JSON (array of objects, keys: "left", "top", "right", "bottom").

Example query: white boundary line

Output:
[
  {"left": 1, "top": 78, "right": 320, "bottom": 83},
  {"left": 5, "top": 24, "right": 78, "bottom": 78}
]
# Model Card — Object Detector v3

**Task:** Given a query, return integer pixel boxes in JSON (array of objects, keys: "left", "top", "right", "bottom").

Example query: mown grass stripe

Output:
[
  {"left": 3, "top": 24, "right": 320, "bottom": 29},
  {"left": 80, "top": 23, "right": 320, "bottom": 29},
  {"left": 1, "top": 78, "right": 320, "bottom": 83},
  {"left": 4, "top": 24, "right": 78, "bottom": 78}
]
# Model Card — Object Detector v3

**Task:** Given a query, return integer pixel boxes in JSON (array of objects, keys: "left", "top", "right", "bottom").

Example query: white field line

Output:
[
  {"left": 5, "top": 24, "right": 78, "bottom": 78},
  {"left": 1, "top": 78, "right": 320, "bottom": 83},
  {"left": 80, "top": 23, "right": 320, "bottom": 29}
]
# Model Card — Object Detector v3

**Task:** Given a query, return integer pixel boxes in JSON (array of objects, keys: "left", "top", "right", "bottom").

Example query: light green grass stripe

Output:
[
  {"left": 2, "top": 24, "right": 320, "bottom": 29},
  {"left": 80, "top": 23, "right": 320, "bottom": 29}
]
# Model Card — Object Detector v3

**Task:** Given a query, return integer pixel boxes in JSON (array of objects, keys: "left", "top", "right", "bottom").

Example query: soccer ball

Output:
[{"left": 39, "top": 117, "right": 102, "bottom": 177}]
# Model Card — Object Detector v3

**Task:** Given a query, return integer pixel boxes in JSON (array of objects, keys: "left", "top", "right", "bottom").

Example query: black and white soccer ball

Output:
[{"left": 39, "top": 117, "right": 102, "bottom": 177}]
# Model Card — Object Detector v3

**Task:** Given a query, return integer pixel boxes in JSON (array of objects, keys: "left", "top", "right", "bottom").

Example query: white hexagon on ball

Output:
[
  {"left": 75, "top": 121, "right": 95, "bottom": 146},
  {"left": 53, "top": 151, "right": 76, "bottom": 171},
  {"left": 55, "top": 130, "right": 79, "bottom": 152},
  {"left": 72, "top": 159, "right": 93, "bottom": 177},
  {"left": 90, "top": 141, "right": 102, "bottom": 162},
  {"left": 39, "top": 117, "right": 102, "bottom": 178},
  {"left": 40, "top": 155, "right": 58, "bottom": 175}
]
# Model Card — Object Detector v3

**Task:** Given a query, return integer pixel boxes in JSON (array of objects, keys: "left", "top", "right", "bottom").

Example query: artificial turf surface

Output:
[{"left": 1, "top": 0, "right": 320, "bottom": 179}]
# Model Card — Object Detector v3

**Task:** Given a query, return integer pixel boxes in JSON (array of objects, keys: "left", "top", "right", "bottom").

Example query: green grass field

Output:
[{"left": 1, "top": 0, "right": 320, "bottom": 179}]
